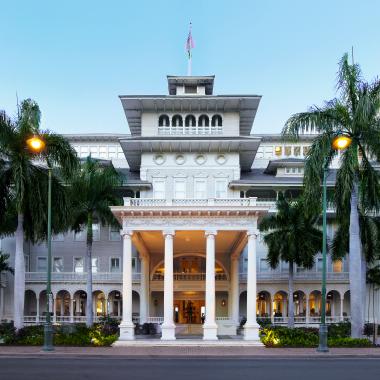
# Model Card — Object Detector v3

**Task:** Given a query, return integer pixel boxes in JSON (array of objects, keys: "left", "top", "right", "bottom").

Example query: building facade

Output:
[{"left": 1, "top": 75, "right": 378, "bottom": 341}]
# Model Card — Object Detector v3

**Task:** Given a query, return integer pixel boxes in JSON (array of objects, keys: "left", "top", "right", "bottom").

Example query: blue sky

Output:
[{"left": 1, "top": 0, "right": 380, "bottom": 135}]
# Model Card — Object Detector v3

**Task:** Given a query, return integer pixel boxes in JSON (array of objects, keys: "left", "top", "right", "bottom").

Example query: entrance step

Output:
[{"left": 176, "top": 324, "right": 203, "bottom": 336}]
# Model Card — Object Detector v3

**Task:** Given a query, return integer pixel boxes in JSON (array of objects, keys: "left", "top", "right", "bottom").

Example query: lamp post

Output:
[
  {"left": 317, "top": 134, "right": 352, "bottom": 352},
  {"left": 26, "top": 136, "right": 54, "bottom": 352}
]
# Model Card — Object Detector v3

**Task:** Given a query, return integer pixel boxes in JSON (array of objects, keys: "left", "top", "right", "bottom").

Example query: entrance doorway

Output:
[{"left": 174, "top": 299, "right": 205, "bottom": 324}]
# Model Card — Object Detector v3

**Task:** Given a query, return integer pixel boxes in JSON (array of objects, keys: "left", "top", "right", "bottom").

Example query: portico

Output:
[{"left": 111, "top": 197, "right": 269, "bottom": 342}]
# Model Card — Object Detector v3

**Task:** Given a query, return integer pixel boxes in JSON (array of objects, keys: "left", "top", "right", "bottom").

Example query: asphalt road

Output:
[{"left": 0, "top": 357, "right": 379, "bottom": 380}]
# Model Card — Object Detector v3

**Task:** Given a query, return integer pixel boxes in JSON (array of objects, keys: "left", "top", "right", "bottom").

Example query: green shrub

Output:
[
  {"left": 328, "top": 337, "right": 372, "bottom": 347},
  {"left": 0, "top": 323, "right": 16, "bottom": 344},
  {"left": 260, "top": 325, "right": 373, "bottom": 348},
  {"left": 328, "top": 322, "right": 351, "bottom": 338}
]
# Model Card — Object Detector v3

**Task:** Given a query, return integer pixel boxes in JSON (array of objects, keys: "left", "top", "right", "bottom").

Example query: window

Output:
[
  {"left": 264, "top": 146, "right": 273, "bottom": 158},
  {"left": 132, "top": 257, "right": 137, "bottom": 271},
  {"left": 194, "top": 179, "right": 207, "bottom": 198},
  {"left": 174, "top": 179, "right": 186, "bottom": 199},
  {"left": 52, "top": 233, "right": 64, "bottom": 242},
  {"left": 74, "top": 229, "right": 86, "bottom": 241},
  {"left": 53, "top": 257, "right": 64, "bottom": 272},
  {"left": 37, "top": 257, "right": 47, "bottom": 272},
  {"left": 185, "top": 85, "right": 197, "bottom": 94},
  {"left": 99, "top": 146, "right": 107, "bottom": 159},
  {"left": 110, "top": 258, "right": 120, "bottom": 273},
  {"left": 80, "top": 146, "right": 89, "bottom": 158},
  {"left": 172, "top": 114, "right": 183, "bottom": 127},
  {"left": 260, "top": 259, "right": 269, "bottom": 272},
  {"left": 185, "top": 114, "right": 196, "bottom": 127},
  {"left": 90, "top": 146, "right": 98, "bottom": 157},
  {"left": 294, "top": 146, "right": 301, "bottom": 156},
  {"left": 316, "top": 258, "right": 323, "bottom": 272},
  {"left": 159, "top": 114, "right": 170, "bottom": 127},
  {"left": 284, "top": 146, "right": 292, "bottom": 156},
  {"left": 109, "top": 225, "right": 121, "bottom": 241},
  {"left": 92, "top": 258, "right": 98, "bottom": 273},
  {"left": 275, "top": 146, "right": 282, "bottom": 156},
  {"left": 333, "top": 260, "right": 343, "bottom": 273},
  {"left": 198, "top": 114, "right": 209, "bottom": 127},
  {"left": 92, "top": 222, "right": 100, "bottom": 241},
  {"left": 153, "top": 180, "right": 165, "bottom": 199},
  {"left": 108, "top": 146, "right": 117, "bottom": 159},
  {"left": 211, "top": 115, "right": 222, "bottom": 127},
  {"left": 24, "top": 256, "right": 29, "bottom": 272},
  {"left": 215, "top": 180, "right": 227, "bottom": 198},
  {"left": 285, "top": 167, "right": 304, "bottom": 175},
  {"left": 74, "top": 257, "right": 84, "bottom": 273}
]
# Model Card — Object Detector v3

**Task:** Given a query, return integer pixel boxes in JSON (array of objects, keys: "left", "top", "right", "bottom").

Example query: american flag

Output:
[{"left": 186, "top": 23, "right": 195, "bottom": 58}]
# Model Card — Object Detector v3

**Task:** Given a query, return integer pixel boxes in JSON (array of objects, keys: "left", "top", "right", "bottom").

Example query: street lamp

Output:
[
  {"left": 27, "top": 135, "right": 54, "bottom": 352},
  {"left": 317, "top": 134, "right": 352, "bottom": 352}
]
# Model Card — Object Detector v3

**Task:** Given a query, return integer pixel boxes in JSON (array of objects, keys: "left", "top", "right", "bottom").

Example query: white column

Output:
[
  {"left": 340, "top": 295, "right": 344, "bottom": 321},
  {"left": 139, "top": 256, "right": 150, "bottom": 324},
  {"left": 0, "top": 287, "right": 3, "bottom": 321},
  {"left": 36, "top": 296, "right": 40, "bottom": 323},
  {"left": 119, "top": 229, "right": 135, "bottom": 340},
  {"left": 161, "top": 230, "right": 176, "bottom": 340},
  {"left": 53, "top": 297, "right": 57, "bottom": 323},
  {"left": 203, "top": 230, "right": 218, "bottom": 340},
  {"left": 69, "top": 298, "right": 74, "bottom": 323},
  {"left": 230, "top": 256, "right": 240, "bottom": 325},
  {"left": 306, "top": 297, "right": 310, "bottom": 324},
  {"left": 244, "top": 230, "right": 260, "bottom": 341}
]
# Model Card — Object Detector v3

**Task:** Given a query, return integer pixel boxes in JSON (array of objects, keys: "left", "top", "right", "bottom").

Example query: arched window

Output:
[
  {"left": 172, "top": 114, "right": 183, "bottom": 127},
  {"left": 198, "top": 114, "right": 209, "bottom": 127},
  {"left": 185, "top": 114, "right": 196, "bottom": 127},
  {"left": 158, "top": 114, "right": 170, "bottom": 127},
  {"left": 211, "top": 114, "right": 222, "bottom": 127}
]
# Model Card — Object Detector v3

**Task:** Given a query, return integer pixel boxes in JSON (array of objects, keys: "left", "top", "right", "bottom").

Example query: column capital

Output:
[
  {"left": 205, "top": 229, "right": 218, "bottom": 237},
  {"left": 247, "top": 229, "right": 259, "bottom": 238},
  {"left": 120, "top": 229, "right": 134, "bottom": 237},
  {"left": 162, "top": 230, "right": 175, "bottom": 238}
]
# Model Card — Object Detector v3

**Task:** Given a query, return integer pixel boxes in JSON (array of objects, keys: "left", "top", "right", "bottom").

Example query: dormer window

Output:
[
  {"left": 158, "top": 114, "right": 170, "bottom": 127},
  {"left": 285, "top": 167, "right": 304, "bottom": 175},
  {"left": 185, "top": 85, "right": 197, "bottom": 94}
]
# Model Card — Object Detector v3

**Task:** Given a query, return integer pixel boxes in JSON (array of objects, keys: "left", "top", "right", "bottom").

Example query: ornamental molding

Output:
[{"left": 121, "top": 216, "right": 257, "bottom": 231}]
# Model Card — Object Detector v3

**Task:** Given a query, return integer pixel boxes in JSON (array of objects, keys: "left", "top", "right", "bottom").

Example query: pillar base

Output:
[
  {"left": 203, "top": 324, "right": 218, "bottom": 340},
  {"left": 244, "top": 323, "right": 260, "bottom": 341},
  {"left": 119, "top": 322, "right": 135, "bottom": 341},
  {"left": 161, "top": 323, "right": 176, "bottom": 340}
]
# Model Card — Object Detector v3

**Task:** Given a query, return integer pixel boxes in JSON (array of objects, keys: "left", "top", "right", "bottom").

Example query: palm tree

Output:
[
  {"left": 0, "top": 100, "right": 78, "bottom": 329},
  {"left": 69, "top": 157, "right": 121, "bottom": 327},
  {"left": 259, "top": 193, "right": 322, "bottom": 327},
  {"left": 283, "top": 54, "right": 380, "bottom": 337},
  {"left": 0, "top": 250, "right": 14, "bottom": 276}
]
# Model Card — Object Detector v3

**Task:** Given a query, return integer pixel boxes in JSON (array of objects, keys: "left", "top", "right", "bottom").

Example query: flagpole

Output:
[{"left": 187, "top": 22, "right": 192, "bottom": 76}]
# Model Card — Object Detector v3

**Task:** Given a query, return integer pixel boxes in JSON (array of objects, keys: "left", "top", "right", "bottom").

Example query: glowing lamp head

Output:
[
  {"left": 26, "top": 136, "right": 45, "bottom": 153},
  {"left": 332, "top": 135, "right": 352, "bottom": 151}
]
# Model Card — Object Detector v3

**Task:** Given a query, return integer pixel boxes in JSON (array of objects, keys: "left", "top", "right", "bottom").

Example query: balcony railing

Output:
[
  {"left": 124, "top": 197, "right": 258, "bottom": 207},
  {"left": 25, "top": 272, "right": 141, "bottom": 282},
  {"left": 240, "top": 272, "right": 349, "bottom": 281},
  {"left": 152, "top": 273, "right": 228, "bottom": 281}
]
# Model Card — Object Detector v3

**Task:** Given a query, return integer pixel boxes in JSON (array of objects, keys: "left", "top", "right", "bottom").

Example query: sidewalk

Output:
[{"left": 0, "top": 345, "right": 379, "bottom": 357}]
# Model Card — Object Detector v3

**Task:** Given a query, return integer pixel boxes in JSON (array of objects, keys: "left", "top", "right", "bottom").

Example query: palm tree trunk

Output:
[
  {"left": 86, "top": 214, "right": 93, "bottom": 327},
  {"left": 361, "top": 255, "right": 367, "bottom": 325},
  {"left": 14, "top": 213, "right": 25, "bottom": 330},
  {"left": 349, "top": 180, "right": 363, "bottom": 338},
  {"left": 288, "top": 261, "right": 295, "bottom": 328}
]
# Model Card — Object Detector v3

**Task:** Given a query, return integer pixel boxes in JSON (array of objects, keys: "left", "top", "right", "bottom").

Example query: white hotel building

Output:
[{"left": 1, "top": 74, "right": 372, "bottom": 342}]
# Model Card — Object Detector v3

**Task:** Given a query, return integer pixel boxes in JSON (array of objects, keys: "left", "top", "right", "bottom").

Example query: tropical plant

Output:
[
  {"left": 0, "top": 251, "right": 14, "bottom": 276},
  {"left": 68, "top": 157, "right": 121, "bottom": 327},
  {"left": 283, "top": 53, "right": 380, "bottom": 337},
  {"left": 258, "top": 193, "right": 322, "bottom": 327},
  {"left": 0, "top": 100, "right": 78, "bottom": 329}
]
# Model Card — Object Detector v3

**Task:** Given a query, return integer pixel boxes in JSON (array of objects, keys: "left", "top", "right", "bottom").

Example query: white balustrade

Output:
[
  {"left": 26, "top": 272, "right": 141, "bottom": 283},
  {"left": 124, "top": 198, "right": 257, "bottom": 208},
  {"left": 147, "top": 317, "right": 164, "bottom": 324},
  {"left": 152, "top": 272, "right": 228, "bottom": 281}
]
